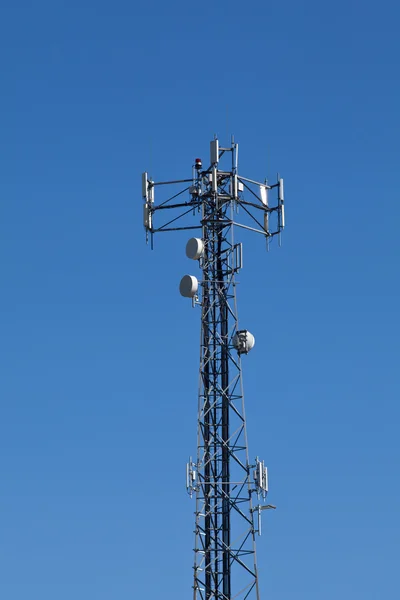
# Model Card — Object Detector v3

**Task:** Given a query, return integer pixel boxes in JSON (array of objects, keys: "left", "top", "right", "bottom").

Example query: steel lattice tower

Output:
[{"left": 142, "top": 138, "right": 284, "bottom": 600}]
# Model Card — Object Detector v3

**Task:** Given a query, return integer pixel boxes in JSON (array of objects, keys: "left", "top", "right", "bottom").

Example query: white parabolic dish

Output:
[
  {"left": 233, "top": 330, "right": 255, "bottom": 354},
  {"left": 180, "top": 275, "right": 199, "bottom": 298},
  {"left": 186, "top": 238, "right": 204, "bottom": 260}
]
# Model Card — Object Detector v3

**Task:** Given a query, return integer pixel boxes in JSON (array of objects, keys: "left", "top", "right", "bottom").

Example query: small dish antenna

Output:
[
  {"left": 186, "top": 238, "right": 204, "bottom": 260},
  {"left": 180, "top": 275, "right": 199, "bottom": 298},
  {"left": 233, "top": 330, "right": 255, "bottom": 354}
]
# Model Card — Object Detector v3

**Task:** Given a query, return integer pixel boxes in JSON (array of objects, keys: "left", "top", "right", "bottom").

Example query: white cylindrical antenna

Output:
[
  {"left": 179, "top": 275, "right": 199, "bottom": 298},
  {"left": 211, "top": 167, "right": 217, "bottom": 193},
  {"left": 259, "top": 185, "right": 268, "bottom": 206},
  {"left": 210, "top": 139, "right": 219, "bottom": 165},
  {"left": 281, "top": 204, "right": 285, "bottom": 229},
  {"left": 257, "top": 461, "right": 262, "bottom": 488},
  {"left": 279, "top": 178, "right": 284, "bottom": 202},
  {"left": 264, "top": 466, "right": 269, "bottom": 494},
  {"left": 186, "top": 238, "right": 204, "bottom": 260}
]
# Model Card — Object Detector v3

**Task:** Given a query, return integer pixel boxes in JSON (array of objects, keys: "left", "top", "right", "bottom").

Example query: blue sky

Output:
[{"left": 1, "top": 0, "right": 399, "bottom": 598}]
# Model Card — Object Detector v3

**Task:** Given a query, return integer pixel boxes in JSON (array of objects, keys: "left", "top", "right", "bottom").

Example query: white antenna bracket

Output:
[{"left": 251, "top": 504, "right": 276, "bottom": 536}]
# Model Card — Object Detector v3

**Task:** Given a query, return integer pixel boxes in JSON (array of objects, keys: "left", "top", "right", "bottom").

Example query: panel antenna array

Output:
[{"left": 142, "top": 138, "right": 284, "bottom": 600}]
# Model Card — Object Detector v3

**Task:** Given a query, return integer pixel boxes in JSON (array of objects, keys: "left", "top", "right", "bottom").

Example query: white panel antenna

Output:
[
  {"left": 279, "top": 178, "right": 285, "bottom": 229},
  {"left": 259, "top": 185, "right": 268, "bottom": 206},
  {"left": 149, "top": 183, "right": 154, "bottom": 204},
  {"left": 254, "top": 458, "right": 268, "bottom": 498},
  {"left": 210, "top": 139, "right": 219, "bottom": 165},
  {"left": 211, "top": 167, "right": 217, "bottom": 193},
  {"left": 279, "top": 178, "right": 284, "bottom": 202}
]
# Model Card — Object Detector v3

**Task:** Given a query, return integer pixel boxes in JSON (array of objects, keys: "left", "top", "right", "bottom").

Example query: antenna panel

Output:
[
  {"left": 279, "top": 178, "right": 284, "bottom": 202},
  {"left": 143, "top": 203, "right": 152, "bottom": 229},
  {"left": 230, "top": 175, "right": 237, "bottom": 199},
  {"left": 230, "top": 177, "right": 243, "bottom": 197},
  {"left": 264, "top": 466, "right": 268, "bottom": 493},
  {"left": 149, "top": 183, "right": 154, "bottom": 203},
  {"left": 260, "top": 185, "right": 268, "bottom": 206},
  {"left": 211, "top": 167, "right": 217, "bottom": 192},
  {"left": 254, "top": 459, "right": 268, "bottom": 496},
  {"left": 210, "top": 139, "right": 219, "bottom": 164}
]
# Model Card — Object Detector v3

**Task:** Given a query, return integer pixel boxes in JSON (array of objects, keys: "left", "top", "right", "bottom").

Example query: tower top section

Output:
[{"left": 141, "top": 136, "right": 285, "bottom": 250}]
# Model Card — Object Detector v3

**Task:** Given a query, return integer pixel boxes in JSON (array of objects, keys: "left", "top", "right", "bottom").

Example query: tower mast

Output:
[{"left": 142, "top": 138, "right": 284, "bottom": 600}]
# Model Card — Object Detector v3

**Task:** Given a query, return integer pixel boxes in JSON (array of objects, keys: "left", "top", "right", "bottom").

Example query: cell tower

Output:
[{"left": 142, "top": 138, "right": 284, "bottom": 600}]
